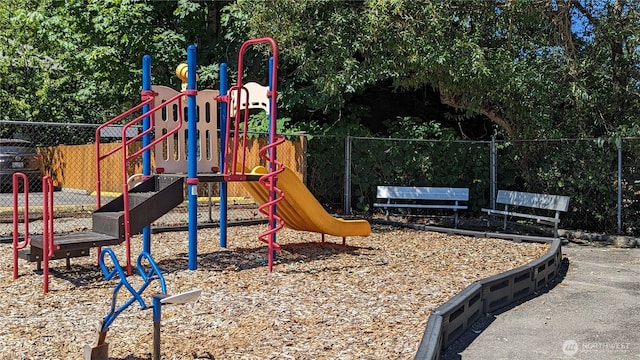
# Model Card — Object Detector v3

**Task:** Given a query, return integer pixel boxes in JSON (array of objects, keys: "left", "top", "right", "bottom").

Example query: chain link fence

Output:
[
  {"left": 3, "top": 120, "right": 640, "bottom": 238},
  {"left": 0, "top": 121, "right": 303, "bottom": 239},
  {"left": 342, "top": 136, "right": 639, "bottom": 236}
]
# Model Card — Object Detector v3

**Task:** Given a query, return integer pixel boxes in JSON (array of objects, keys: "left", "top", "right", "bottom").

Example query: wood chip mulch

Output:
[{"left": 0, "top": 224, "right": 549, "bottom": 360}]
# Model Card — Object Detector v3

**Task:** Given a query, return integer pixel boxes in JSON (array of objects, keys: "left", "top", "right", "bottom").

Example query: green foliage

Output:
[
  {"left": 5, "top": 0, "right": 640, "bottom": 141},
  {"left": 245, "top": 112, "right": 297, "bottom": 139},
  {"left": 303, "top": 115, "right": 489, "bottom": 212},
  {"left": 0, "top": 0, "right": 225, "bottom": 124},
  {"left": 385, "top": 117, "right": 458, "bottom": 140},
  {"left": 2, "top": 0, "right": 640, "bottom": 236},
  {"left": 223, "top": 0, "right": 640, "bottom": 140},
  {"left": 497, "top": 139, "right": 620, "bottom": 233},
  {"left": 348, "top": 137, "right": 490, "bottom": 213},
  {"left": 298, "top": 114, "right": 373, "bottom": 138},
  {"left": 303, "top": 119, "right": 371, "bottom": 209}
]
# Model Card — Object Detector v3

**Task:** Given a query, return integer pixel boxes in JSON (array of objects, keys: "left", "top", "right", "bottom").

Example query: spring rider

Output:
[{"left": 84, "top": 248, "right": 201, "bottom": 360}]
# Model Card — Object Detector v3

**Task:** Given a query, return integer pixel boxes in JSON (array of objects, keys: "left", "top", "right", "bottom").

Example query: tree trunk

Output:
[{"left": 439, "top": 92, "right": 515, "bottom": 136}]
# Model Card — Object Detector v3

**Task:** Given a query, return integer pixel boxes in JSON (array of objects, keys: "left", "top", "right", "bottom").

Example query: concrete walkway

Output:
[{"left": 442, "top": 244, "right": 640, "bottom": 360}]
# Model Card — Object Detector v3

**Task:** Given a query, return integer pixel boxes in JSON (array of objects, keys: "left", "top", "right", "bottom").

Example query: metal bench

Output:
[
  {"left": 373, "top": 186, "right": 469, "bottom": 228},
  {"left": 481, "top": 190, "right": 570, "bottom": 237}
]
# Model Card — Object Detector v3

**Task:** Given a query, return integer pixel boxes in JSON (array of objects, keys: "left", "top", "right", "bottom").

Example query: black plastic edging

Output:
[
  {"left": 414, "top": 312, "right": 444, "bottom": 360},
  {"left": 374, "top": 221, "right": 564, "bottom": 360}
]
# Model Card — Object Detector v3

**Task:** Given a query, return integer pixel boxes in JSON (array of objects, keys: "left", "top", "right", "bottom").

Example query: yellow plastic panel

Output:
[{"left": 241, "top": 166, "right": 371, "bottom": 237}]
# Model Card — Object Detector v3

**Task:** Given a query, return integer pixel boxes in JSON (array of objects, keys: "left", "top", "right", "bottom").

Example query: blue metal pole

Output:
[
  {"left": 268, "top": 57, "right": 277, "bottom": 253},
  {"left": 219, "top": 63, "right": 228, "bottom": 248},
  {"left": 268, "top": 57, "right": 276, "bottom": 171},
  {"left": 187, "top": 45, "right": 198, "bottom": 270},
  {"left": 142, "top": 55, "right": 152, "bottom": 254}
]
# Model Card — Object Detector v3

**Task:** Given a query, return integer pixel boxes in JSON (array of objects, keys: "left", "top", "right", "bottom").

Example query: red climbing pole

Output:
[{"left": 221, "top": 38, "right": 285, "bottom": 271}]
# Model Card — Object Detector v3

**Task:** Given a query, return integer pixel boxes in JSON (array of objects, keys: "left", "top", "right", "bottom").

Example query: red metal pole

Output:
[
  {"left": 12, "top": 173, "right": 29, "bottom": 280},
  {"left": 121, "top": 124, "right": 132, "bottom": 275},
  {"left": 42, "top": 176, "right": 58, "bottom": 294},
  {"left": 229, "top": 38, "right": 283, "bottom": 271},
  {"left": 12, "top": 177, "right": 19, "bottom": 280},
  {"left": 42, "top": 176, "right": 50, "bottom": 294}
]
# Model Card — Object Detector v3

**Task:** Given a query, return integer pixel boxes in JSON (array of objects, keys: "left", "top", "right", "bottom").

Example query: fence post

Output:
[
  {"left": 618, "top": 136, "right": 622, "bottom": 234},
  {"left": 344, "top": 135, "right": 352, "bottom": 215},
  {"left": 300, "top": 132, "right": 308, "bottom": 185},
  {"left": 490, "top": 136, "right": 497, "bottom": 211}
]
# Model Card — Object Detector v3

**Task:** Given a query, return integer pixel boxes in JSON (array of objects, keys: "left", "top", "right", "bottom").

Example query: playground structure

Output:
[
  {"left": 4, "top": 38, "right": 572, "bottom": 360},
  {"left": 11, "top": 38, "right": 371, "bottom": 293}
]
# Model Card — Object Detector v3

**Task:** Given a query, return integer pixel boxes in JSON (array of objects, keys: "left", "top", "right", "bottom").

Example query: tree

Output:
[
  {"left": 3, "top": 0, "right": 640, "bottom": 141},
  {"left": 0, "top": 0, "right": 228, "bottom": 129},
  {"left": 567, "top": 0, "right": 640, "bottom": 136},
  {"left": 223, "top": 0, "right": 640, "bottom": 139}
]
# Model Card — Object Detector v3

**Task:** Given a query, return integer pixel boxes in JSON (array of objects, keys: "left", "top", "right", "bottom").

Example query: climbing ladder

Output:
[{"left": 216, "top": 37, "right": 285, "bottom": 271}]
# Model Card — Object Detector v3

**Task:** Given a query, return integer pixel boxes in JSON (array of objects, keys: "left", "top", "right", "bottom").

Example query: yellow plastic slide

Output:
[{"left": 241, "top": 165, "right": 371, "bottom": 237}]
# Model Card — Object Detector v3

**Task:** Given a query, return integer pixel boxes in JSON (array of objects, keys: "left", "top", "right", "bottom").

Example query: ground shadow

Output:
[
  {"left": 439, "top": 256, "right": 570, "bottom": 360},
  {"left": 111, "top": 351, "right": 216, "bottom": 360},
  {"left": 152, "top": 241, "right": 369, "bottom": 275},
  {"left": 26, "top": 239, "right": 374, "bottom": 291},
  {"left": 44, "top": 263, "right": 112, "bottom": 289},
  {"left": 110, "top": 355, "right": 151, "bottom": 360},
  {"left": 380, "top": 215, "right": 556, "bottom": 238}
]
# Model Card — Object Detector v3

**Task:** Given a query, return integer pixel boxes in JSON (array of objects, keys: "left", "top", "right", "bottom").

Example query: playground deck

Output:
[{"left": 1, "top": 223, "right": 548, "bottom": 359}]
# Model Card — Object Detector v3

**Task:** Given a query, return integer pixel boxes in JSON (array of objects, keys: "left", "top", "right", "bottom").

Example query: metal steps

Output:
[
  {"left": 20, "top": 232, "right": 122, "bottom": 262},
  {"left": 23, "top": 175, "right": 185, "bottom": 265}
]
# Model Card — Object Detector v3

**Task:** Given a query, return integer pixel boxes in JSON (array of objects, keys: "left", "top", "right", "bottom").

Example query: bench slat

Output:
[
  {"left": 495, "top": 190, "right": 570, "bottom": 212},
  {"left": 374, "top": 203, "right": 468, "bottom": 210},
  {"left": 374, "top": 186, "right": 469, "bottom": 228},
  {"left": 481, "top": 208, "right": 560, "bottom": 224},
  {"left": 376, "top": 186, "right": 469, "bottom": 201},
  {"left": 483, "top": 190, "right": 570, "bottom": 238}
]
